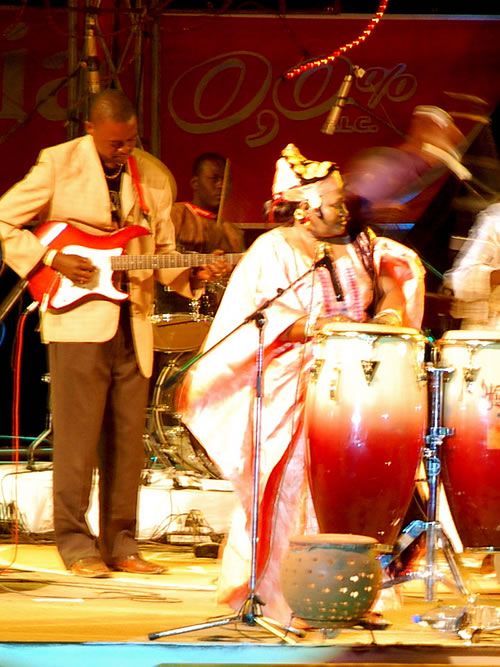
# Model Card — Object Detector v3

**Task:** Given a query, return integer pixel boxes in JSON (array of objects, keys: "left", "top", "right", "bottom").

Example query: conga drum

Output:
[
  {"left": 437, "top": 330, "right": 500, "bottom": 550},
  {"left": 306, "top": 323, "right": 428, "bottom": 548}
]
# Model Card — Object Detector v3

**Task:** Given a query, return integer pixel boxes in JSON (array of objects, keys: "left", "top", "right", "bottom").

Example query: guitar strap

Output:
[{"left": 127, "top": 155, "right": 150, "bottom": 223}]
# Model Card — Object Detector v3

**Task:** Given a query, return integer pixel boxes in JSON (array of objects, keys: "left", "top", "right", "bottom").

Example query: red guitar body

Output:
[{"left": 29, "top": 221, "right": 149, "bottom": 311}]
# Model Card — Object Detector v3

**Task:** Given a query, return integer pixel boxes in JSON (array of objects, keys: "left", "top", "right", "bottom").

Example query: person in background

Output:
[
  {"left": 444, "top": 201, "right": 500, "bottom": 329},
  {"left": 178, "top": 144, "right": 425, "bottom": 628},
  {"left": 159, "top": 152, "right": 245, "bottom": 316},
  {"left": 0, "top": 89, "right": 198, "bottom": 578}
]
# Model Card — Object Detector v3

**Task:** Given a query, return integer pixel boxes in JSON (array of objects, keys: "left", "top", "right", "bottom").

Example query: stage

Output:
[
  {"left": 0, "top": 466, "right": 499, "bottom": 666},
  {"left": 0, "top": 542, "right": 499, "bottom": 666}
]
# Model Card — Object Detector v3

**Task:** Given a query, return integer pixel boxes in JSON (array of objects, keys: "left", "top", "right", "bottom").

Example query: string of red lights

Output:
[{"left": 284, "top": 0, "right": 389, "bottom": 79}]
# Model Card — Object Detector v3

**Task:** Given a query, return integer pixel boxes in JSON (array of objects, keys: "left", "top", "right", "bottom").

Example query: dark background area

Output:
[{"left": 0, "top": 0, "right": 499, "bottom": 12}]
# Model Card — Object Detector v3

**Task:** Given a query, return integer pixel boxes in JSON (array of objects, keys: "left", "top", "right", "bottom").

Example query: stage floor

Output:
[{"left": 0, "top": 540, "right": 499, "bottom": 666}]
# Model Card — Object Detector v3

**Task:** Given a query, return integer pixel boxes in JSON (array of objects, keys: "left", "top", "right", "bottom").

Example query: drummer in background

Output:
[
  {"left": 178, "top": 144, "right": 425, "bottom": 630},
  {"left": 443, "top": 200, "right": 500, "bottom": 330},
  {"left": 166, "top": 152, "right": 246, "bottom": 314},
  {"left": 442, "top": 200, "right": 500, "bottom": 577}
]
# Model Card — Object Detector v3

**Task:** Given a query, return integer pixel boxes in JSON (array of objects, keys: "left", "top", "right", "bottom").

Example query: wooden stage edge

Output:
[{"left": 0, "top": 542, "right": 499, "bottom": 666}]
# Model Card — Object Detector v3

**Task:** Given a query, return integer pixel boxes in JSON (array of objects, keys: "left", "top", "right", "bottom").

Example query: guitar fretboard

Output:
[{"left": 111, "top": 253, "right": 243, "bottom": 271}]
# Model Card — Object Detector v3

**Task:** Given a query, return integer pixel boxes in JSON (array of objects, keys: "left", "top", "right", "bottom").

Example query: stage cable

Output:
[{"left": 9, "top": 302, "right": 38, "bottom": 550}]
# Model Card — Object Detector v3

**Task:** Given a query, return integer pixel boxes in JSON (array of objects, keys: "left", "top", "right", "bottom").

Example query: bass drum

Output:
[{"left": 149, "top": 350, "right": 222, "bottom": 479}]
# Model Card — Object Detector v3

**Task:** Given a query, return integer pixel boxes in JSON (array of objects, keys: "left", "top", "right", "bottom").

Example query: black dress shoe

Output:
[
  {"left": 69, "top": 557, "right": 111, "bottom": 578},
  {"left": 112, "top": 554, "right": 166, "bottom": 574}
]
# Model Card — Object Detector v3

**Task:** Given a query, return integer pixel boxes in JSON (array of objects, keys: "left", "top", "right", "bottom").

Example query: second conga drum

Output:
[
  {"left": 305, "top": 322, "right": 428, "bottom": 548},
  {"left": 437, "top": 330, "right": 500, "bottom": 550}
]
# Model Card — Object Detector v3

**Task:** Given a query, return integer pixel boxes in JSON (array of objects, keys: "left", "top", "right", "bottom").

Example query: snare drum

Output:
[
  {"left": 437, "top": 330, "right": 500, "bottom": 549},
  {"left": 153, "top": 285, "right": 211, "bottom": 352},
  {"left": 306, "top": 323, "right": 428, "bottom": 547}
]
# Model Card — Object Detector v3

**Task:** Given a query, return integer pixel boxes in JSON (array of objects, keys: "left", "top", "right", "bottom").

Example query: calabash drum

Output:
[
  {"left": 437, "top": 330, "right": 500, "bottom": 549},
  {"left": 305, "top": 323, "right": 428, "bottom": 548},
  {"left": 281, "top": 534, "right": 382, "bottom": 628}
]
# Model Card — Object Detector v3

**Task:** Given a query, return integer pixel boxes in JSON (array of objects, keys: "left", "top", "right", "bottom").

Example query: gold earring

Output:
[{"left": 294, "top": 208, "right": 306, "bottom": 223}]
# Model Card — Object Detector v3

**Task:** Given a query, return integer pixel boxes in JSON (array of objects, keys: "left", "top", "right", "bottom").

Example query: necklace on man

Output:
[{"left": 104, "top": 163, "right": 124, "bottom": 180}]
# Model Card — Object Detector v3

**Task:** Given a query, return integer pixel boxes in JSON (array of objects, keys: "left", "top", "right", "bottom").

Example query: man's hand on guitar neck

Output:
[
  {"left": 189, "top": 249, "right": 233, "bottom": 288},
  {"left": 49, "top": 251, "right": 97, "bottom": 286}
]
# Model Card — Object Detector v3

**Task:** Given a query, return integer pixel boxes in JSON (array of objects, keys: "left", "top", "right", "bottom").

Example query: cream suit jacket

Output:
[{"left": 0, "top": 134, "right": 188, "bottom": 377}]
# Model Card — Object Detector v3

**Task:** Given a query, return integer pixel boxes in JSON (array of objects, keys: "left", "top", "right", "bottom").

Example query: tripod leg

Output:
[
  {"left": 149, "top": 614, "right": 240, "bottom": 640},
  {"left": 440, "top": 528, "right": 472, "bottom": 597},
  {"left": 254, "top": 616, "right": 298, "bottom": 644},
  {"left": 27, "top": 426, "right": 52, "bottom": 470}
]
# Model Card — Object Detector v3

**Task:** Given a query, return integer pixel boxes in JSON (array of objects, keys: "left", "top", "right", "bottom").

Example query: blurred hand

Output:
[{"left": 192, "top": 249, "right": 235, "bottom": 283}]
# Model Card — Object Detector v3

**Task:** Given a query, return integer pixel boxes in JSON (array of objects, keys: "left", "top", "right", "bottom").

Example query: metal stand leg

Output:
[
  {"left": 383, "top": 363, "right": 472, "bottom": 602},
  {"left": 26, "top": 374, "right": 53, "bottom": 471},
  {"left": 148, "top": 312, "right": 303, "bottom": 643},
  {"left": 26, "top": 422, "right": 52, "bottom": 471}
]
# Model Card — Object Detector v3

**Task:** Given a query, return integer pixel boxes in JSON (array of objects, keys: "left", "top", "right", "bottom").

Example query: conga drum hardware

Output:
[
  {"left": 309, "top": 358, "right": 325, "bottom": 382},
  {"left": 463, "top": 366, "right": 480, "bottom": 386},
  {"left": 360, "top": 359, "right": 379, "bottom": 385},
  {"left": 384, "top": 362, "right": 471, "bottom": 603}
]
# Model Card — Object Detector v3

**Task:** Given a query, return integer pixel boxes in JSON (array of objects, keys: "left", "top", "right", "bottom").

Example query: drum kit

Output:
[
  {"left": 304, "top": 322, "right": 500, "bottom": 600},
  {"left": 145, "top": 284, "right": 221, "bottom": 479}
]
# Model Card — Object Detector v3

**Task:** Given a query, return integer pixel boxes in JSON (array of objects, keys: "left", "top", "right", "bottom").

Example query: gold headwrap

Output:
[{"left": 272, "top": 144, "right": 343, "bottom": 209}]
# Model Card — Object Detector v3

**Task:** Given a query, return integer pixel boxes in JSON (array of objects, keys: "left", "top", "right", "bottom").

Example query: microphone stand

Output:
[
  {"left": 157, "top": 255, "right": 330, "bottom": 392},
  {"left": 149, "top": 257, "right": 325, "bottom": 643}
]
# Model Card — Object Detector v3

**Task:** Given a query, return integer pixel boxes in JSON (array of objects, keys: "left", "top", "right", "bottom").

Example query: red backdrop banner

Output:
[
  {"left": 1, "top": 9, "right": 500, "bottom": 223},
  {"left": 160, "top": 13, "right": 500, "bottom": 223}
]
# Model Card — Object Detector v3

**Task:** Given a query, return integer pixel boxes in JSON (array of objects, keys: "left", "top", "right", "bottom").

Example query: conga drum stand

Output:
[{"left": 384, "top": 363, "right": 472, "bottom": 602}]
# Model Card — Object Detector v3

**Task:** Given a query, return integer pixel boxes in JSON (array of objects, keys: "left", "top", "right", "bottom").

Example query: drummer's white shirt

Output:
[{"left": 445, "top": 203, "right": 500, "bottom": 330}]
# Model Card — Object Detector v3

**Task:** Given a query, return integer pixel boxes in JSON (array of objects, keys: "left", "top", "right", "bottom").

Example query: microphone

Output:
[
  {"left": 321, "top": 73, "right": 353, "bottom": 136},
  {"left": 315, "top": 247, "right": 344, "bottom": 302},
  {"left": 84, "top": 16, "right": 101, "bottom": 95}
]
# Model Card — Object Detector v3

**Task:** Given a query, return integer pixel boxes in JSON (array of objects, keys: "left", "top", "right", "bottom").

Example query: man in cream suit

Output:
[{"left": 0, "top": 89, "right": 196, "bottom": 577}]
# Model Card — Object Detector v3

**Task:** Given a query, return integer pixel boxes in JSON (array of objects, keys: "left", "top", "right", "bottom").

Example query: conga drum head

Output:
[
  {"left": 437, "top": 330, "right": 500, "bottom": 549},
  {"left": 440, "top": 329, "right": 500, "bottom": 342},
  {"left": 317, "top": 321, "right": 423, "bottom": 336}
]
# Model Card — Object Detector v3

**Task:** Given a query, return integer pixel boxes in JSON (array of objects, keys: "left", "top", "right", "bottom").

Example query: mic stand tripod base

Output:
[{"left": 148, "top": 594, "right": 305, "bottom": 644}]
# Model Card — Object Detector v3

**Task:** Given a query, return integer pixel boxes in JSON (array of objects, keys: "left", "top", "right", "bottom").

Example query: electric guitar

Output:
[{"left": 29, "top": 221, "right": 243, "bottom": 311}]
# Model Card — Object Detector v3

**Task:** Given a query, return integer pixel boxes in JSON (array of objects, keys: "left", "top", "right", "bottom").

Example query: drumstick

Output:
[{"left": 216, "top": 158, "right": 231, "bottom": 227}]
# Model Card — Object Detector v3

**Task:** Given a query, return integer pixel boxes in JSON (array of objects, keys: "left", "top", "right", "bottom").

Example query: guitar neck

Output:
[{"left": 111, "top": 252, "right": 243, "bottom": 271}]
